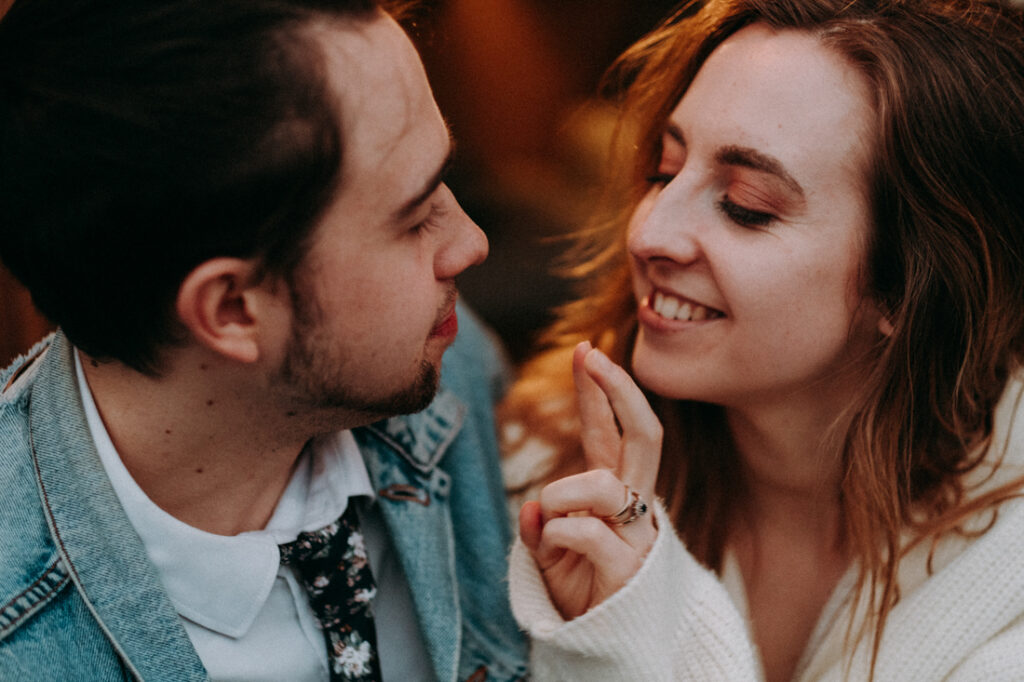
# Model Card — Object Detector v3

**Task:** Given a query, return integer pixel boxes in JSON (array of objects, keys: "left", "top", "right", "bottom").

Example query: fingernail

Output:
[{"left": 586, "top": 347, "right": 614, "bottom": 370}]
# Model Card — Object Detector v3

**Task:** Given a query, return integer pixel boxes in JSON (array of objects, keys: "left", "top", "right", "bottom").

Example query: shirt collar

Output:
[{"left": 74, "top": 352, "right": 372, "bottom": 638}]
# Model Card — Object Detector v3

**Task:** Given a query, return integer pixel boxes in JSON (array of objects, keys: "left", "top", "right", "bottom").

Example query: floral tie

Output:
[{"left": 279, "top": 502, "right": 382, "bottom": 681}]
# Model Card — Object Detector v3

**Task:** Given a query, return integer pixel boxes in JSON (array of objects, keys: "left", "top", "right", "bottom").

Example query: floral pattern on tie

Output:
[
  {"left": 279, "top": 503, "right": 381, "bottom": 681},
  {"left": 331, "top": 630, "right": 374, "bottom": 677}
]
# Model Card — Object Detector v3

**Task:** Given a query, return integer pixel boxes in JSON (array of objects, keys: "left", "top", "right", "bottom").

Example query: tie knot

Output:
[{"left": 278, "top": 503, "right": 364, "bottom": 567}]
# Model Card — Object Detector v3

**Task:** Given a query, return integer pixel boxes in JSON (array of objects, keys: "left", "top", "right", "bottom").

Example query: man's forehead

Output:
[{"left": 308, "top": 13, "right": 451, "bottom": 214}]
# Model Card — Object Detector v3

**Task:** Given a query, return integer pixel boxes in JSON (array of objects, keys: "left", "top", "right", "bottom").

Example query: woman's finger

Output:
[
  {"left": 538, "top": 468, "right": 634, "bottom": 519},
  {"left": 539, "top": 516, "right": 643, "bottom": 588},
  {"left": 537, "top": 470, "right": 658, "bottom": 550},
  {"left": 582, "top": 348, "right": 663, "bottom": 495},
  {"left": 522, "top": 500, "right": 568, "bottom": 571},
  {"left": 573, "top": 341, "right": 620, "bottom": 471},
  {"left": 519, "top": 500, "right": 543, "bottom": 553}
]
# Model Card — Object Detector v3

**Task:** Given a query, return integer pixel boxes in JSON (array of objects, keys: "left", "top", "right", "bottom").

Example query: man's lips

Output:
[{"left": 430, "top": 308, "right": 458, "bottom": 338}]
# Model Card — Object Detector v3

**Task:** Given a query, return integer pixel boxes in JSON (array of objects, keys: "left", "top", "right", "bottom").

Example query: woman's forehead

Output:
[{"left": 667, "top": 24, "right": 874, "bottom": 193}]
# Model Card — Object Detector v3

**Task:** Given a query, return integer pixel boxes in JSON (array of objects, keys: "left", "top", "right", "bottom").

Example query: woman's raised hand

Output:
[{"left": 519, "top": 341, "right": 663, "bottom": 620}]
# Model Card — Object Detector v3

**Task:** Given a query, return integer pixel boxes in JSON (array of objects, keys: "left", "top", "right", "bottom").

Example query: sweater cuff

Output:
[{"left": 509, "top": 501, "right": 759, "bottom": 679}]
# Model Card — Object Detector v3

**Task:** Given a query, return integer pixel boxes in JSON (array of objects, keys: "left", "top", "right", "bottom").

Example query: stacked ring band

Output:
[{"left": 603, "top": 487, "right": 649, "bottom": 526}]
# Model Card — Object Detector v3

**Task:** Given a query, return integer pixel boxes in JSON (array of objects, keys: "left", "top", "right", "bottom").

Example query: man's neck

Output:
[{"left": 79, "top": 349, "right": 323, "bottom": 535}]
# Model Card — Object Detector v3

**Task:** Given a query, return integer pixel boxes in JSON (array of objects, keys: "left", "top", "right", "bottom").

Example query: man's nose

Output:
[{"left": 436, "top": 193, "right": 488, "bottom": 279}]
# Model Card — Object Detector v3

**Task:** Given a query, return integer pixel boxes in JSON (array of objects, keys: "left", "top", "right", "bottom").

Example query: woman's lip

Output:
[
  {"left": 430, "top": 308, "right": 458, "bottom": 338},
  {"left": 637, "top": 302, "right": 683, "bottom": 332}
]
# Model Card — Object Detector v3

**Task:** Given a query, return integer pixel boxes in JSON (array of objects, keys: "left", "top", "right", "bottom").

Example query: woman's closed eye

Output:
[
  {"left": 645, "top": 173, "right": 676, "bottom": 187},
  {"left": 644, "top": 165, "right": 782, "bottom": 229},
  {"left": 717, "top": 196, "right": 776, "bottom": 228}
]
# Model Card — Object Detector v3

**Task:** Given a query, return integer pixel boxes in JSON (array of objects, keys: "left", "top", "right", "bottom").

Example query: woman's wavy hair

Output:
[{"left": 503, "top": 0, "right": 1024, "bottom": 665}]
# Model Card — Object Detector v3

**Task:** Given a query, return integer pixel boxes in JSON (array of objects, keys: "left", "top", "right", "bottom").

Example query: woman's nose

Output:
[{"left": 626, "top": 189, "right": 704, "bottom": 266}]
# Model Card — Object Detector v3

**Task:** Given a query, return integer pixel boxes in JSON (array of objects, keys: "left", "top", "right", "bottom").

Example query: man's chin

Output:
[
  {"left": 386, "top": 363, "right": 441, "bottom": 416},
  {"left": 278, "top": 322, "right": 443, "bottom": 425},
  {"left": 298, "top": 369, "right": 440, "bottom": 434},
  {"left": 324, "top": 360, "right": 440, "bottom": 419}
]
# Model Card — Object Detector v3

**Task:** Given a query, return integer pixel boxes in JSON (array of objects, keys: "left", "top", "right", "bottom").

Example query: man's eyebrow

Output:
[
  {"left": 392, "top": 135, "right": 456, "bottom": 223},
  {"left": 715, "top": 145, "right": 804, "bottom": 197}
]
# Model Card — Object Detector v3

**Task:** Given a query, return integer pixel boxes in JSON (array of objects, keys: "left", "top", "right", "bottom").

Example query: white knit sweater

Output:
[{"left": 508, "top": 380, "right": 1024, "bottom": 681}]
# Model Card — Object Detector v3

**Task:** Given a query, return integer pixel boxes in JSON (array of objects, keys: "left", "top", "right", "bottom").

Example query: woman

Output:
[{"left": 501, "top": 0, "right": 1024, "bottom": 679}]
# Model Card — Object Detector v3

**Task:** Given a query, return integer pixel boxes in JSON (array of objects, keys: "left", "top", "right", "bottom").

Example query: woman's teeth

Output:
[{"left": 651, "top": 291, "right": 717, "bottom": 321}]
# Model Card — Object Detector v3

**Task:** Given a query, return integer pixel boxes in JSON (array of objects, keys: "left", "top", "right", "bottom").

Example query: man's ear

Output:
[{"left": 176, "top": 258, "right": 274, "bottom": 364}]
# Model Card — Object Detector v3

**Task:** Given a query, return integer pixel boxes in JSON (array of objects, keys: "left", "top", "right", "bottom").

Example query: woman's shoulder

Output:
[
  {"left": 893, "top": 372, "right": 1024, "bottom": 608},
  {"left": 882, "top": 492, "right": 1024, "bottom": 679},
  {"left": 960, "top": 371, "right": 1024, "bottom": 492},
  {"left": 989, "top": 371, "right": 1024, "bottom": 471}
]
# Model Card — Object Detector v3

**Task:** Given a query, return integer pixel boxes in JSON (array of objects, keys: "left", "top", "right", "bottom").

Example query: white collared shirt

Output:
[{"left": 74, "top": 354, "right": 433, "bottom": 681}]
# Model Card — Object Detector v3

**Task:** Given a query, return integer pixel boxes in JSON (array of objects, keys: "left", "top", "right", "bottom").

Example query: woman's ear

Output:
[
  {"left": 877, "top": 316, "right": 895, "bottom": 337},
  {"left": 867, "top": 297, "right": 895, "bottom": 337},
  {"left": 175, "top": 258, "right": 268, "bottom": 364}
]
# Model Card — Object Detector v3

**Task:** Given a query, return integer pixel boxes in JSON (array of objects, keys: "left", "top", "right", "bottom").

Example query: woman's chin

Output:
[{"left": 630, "top": 346, "right": 692, "bottom": 401}]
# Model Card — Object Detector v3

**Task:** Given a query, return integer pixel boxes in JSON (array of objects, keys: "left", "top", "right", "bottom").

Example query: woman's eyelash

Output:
[
  {"left": 718, "top": 196, "right": 775, "bottom": 228},
  {"left": 646, "top": 173, "right": 675, "bottom": 186},
  {"left": 643, "top": 175, "right": 776, "bottom": 228}
]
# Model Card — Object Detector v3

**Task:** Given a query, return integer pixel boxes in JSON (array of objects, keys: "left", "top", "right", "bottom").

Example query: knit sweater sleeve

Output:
[
  {"left": 508, "top": 502, "right": 761, "bottom": 681},
  {"left": 945, "top": 616, "right": 1024, "bottom": 682}
]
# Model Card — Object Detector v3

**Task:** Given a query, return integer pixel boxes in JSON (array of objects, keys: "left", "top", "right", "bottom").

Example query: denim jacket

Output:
[{"left": 0, "top": 305, "right": 527, "bottom": 682}]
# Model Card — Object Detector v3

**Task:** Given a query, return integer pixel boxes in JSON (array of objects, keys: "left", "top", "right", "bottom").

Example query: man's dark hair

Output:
[{"left": 0, "top": 0, "right": 383, "bottom": 373}]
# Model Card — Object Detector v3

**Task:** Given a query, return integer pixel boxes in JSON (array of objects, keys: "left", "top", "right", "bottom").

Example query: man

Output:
[{"left": 0, "top": 1, "right": 527, "bottom": 680}]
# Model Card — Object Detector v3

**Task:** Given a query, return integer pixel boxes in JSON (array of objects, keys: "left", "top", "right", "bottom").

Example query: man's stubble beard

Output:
[{"left": 275, "top": 281, "right": 440, "bottom": 422}]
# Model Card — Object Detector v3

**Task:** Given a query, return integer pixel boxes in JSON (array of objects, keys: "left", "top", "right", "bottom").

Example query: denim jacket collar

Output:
[{"left": 360, "top": 390, "right": 466, "bottom": 475}]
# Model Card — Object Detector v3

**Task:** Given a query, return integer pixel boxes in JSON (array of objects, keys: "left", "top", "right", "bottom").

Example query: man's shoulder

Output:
[
  {"left": 0, "top": 337, "right": 52, "bottom": 500},
  {"left": 0, "top": 335, "right": 53, "bottom": 405},
  {"left": 0, "top": 335, "right": 56, "bottom": 492},
  {"left": 0, "top": 338, "right": 69, "bottom": 646}
]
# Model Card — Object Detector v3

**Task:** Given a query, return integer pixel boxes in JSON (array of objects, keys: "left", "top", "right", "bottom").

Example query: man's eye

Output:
[
  {"left": 717, "top": 196, "right": 775, "bottom": 228},
  {"left": 410, "top": 205, "right": 441, "bottom": 234}
]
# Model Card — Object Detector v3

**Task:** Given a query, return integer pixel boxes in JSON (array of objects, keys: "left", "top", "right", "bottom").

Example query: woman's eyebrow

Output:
[{"left": 715, "top": 145, "right": 805, "bottom": 198}]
